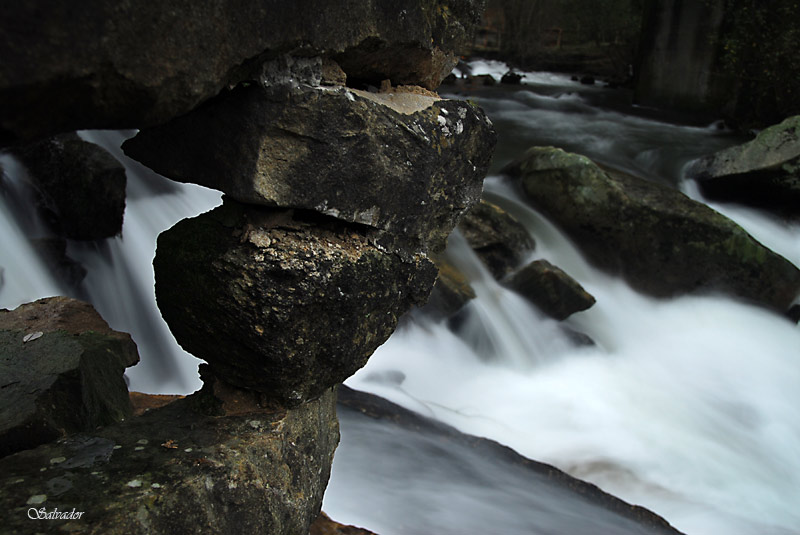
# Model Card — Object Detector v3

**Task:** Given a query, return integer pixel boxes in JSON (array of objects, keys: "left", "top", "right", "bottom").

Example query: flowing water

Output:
[{"left": 1, "top": 61, "right": 799, "bottom": 534}]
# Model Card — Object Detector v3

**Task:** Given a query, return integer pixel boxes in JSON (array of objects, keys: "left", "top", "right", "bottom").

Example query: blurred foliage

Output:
[{"left": 714, "top": 0, "right": 800, "bottom": 125}]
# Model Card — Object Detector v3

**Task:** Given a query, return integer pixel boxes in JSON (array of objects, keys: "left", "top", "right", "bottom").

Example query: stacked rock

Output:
[{"left": 0, "top": 2, "right": 496, "bottom": 533}]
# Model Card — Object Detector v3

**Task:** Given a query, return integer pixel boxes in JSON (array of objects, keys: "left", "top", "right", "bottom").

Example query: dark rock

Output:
[
  {"left": 11, "top": 133, "right": 126, "bottom": 240},
  {"left": 0, "top": 374, "right": 339, "bottom": 535},
  {"left": 420, "top": 255, "right": 476, "bottom": 320},
  {"left": 500, "top": 71, "right": 524, "bottom": 85},
  {"left": 458, "top": 199, "right": 534, "bottom": 279},
  {"left": 336, "top": 386, "right": 686, "bottom": 535},
  {"left": 0, "top": 297, "right": 139, "bottom": 458},
  {"left": 441, "top": 72, "right": 458, "bottom": 85},
  {"left": 468, "top": 73, "right": 497, "bottom": 86},
  {"left": 580, "top": 75, "right": 596, "bottom": 85},
  {"left": 311, "top": 512, "right": 377, "bottom": 535},
  {"left": 504, "top": 147, "right": 800, "bottom": 313},
  {"left": 153, "top": 201, "right": 438, "bottom": 406},
  {"left": 686, "top": 115, "right": 800, "bottom": 217},
  {"left": 788, "top": 304, "right": 800, "bottom": 324},
  {"left": 30, "top": 238, "right": 87, "bottom": 287},
  {"left": 0, "top": 0, "right": 485, "bottom": 145},
  {"left": 505, "top": 260, "right": 595, "bottom": 320},
  {"left": 123, "top": 83, "right": 495, "bottom": 252}
]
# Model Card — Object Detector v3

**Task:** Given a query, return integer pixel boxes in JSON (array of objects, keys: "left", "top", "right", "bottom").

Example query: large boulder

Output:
[
  {"left": 0, "top": 371, "right": 339, "bottom": 535},
  {"left": 154, "top": 201, "right": 438, "bottom": 406},
  {"left": 457, "top": 199, "right": 534, "bottom": 279},
  {"left": 11, "top": 133, "right": 126, "bottom": 240},
  {"left": 504, "top": 147, "right": 800, "bottom": 313},
  {"left": 123, "top": 83, "right": 495, "bottom": 252},
  {"left": 686, "top": 115, "right": 800, "bottom": 217},
  {"left": 505, "top": 260, "right": 596, "bottom": 320},
  {"left": 0, "top": 0, "right": 485, "bottom": 145},
  {"left": 0, "top": 297, "right": 139, "bottom": 458}
]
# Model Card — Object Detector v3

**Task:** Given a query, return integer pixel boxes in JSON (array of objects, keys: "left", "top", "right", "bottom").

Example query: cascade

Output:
[{"left": 2, "top": 61, "right": 798, "bottom": 535}]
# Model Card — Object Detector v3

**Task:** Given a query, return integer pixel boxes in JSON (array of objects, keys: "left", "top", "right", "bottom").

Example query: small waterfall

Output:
[{"left": 0, "top": 130, "right": 222, "bottom": 393}]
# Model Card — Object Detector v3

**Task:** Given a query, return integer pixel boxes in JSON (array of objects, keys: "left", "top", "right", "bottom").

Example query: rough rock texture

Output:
[
  {"left": 0, "top": 373, "right": 339, "bottom": 534},
  {"left": 311, "top": 512, "right": 378, "bottom": 535},
  {"left": 687, "top": 115, "right": 800, "bottom": 217},
  {"left": 123, "top": 84, "right": 495, "bottom": 251},
  {"left": 0, "top": 0, "right": 485, "bottom": 145},
  {"left": 420, "top": 255, "right": 476, "bottom": 319},
  {"left": 457, "top": 199, "right": 534, "bottom": 279},
  {"left": 11, "top": 133, "right": 126, "bottom": 240},
  {"left": 0, "top": 297, "right": 139, "bottom": 458},
  {"left": 337, "top": 386, "right": 686, "bottom": 535},
  {"left": 504, "top": 147, "right": 800, "bottom": 313},
  {"left": 505, "top": 260, "right": 596, "bottom": 320},
  {"left": 154, "top": 201, "right": 438, "bottom": 405}
]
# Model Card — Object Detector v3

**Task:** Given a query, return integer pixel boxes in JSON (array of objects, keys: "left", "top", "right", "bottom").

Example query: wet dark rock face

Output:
[
  {"left": 0, "top": 297, "right": 138, "bottom": 458},
  {"left": 505, "top": 260, "right": 596, "bottom": 320},
  {"left": 123, "top": 84, "right": 495, "bottom": 252},
  {"left": 10, "top": 133, "right": 126, "bottom": 240},
  {"left": 0, "top": 378, "right": 339, "bottom": 535},
  {"left": 457, "top": 199, "right": 534, "bottom": 279},
  {"left": 155, "top": 202, "right": 437, "bottom": 406},
  {"left": 0, "top": 0, "right": 485, "bottom": 145},
  {"left": 687, "top": 115, "right": 800, "bottom": 218},
  {"left": 505, "top": 146, "right": 800, "bottom": 314}
]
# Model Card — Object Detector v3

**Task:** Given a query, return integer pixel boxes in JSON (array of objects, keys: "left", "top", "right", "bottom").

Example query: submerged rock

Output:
[
  {"left": 505, "top": 147, "right": 800, "bottom": 313},
  {"left": 154, "top": 200, "right": 438, "bottom": 406},
  {"left": 11, "top": 133, "right": 126, "bottom": 240},
  {"left": 505, "top": 260, "right": 595, "bottom": 320},
  {"left": 0, "top": 373, "right": 339, "bottom": 534},
  {"left": 457, "top": 199, "right": 534, "bottom": 279},
  {"left": 0, "top": 0, "right": 484, "bottom": 144},
  {"left": 0, "top": 297, "right": 139, "bottom": 458},
  {"left": 336, "top": 386, "right": 686, "bottom": 535},
  {"left": 687, "top": 115, "right": 800, "bottom": 217},
  {"left": 123, "top": 83, "right": 495, "bottom": 252}
]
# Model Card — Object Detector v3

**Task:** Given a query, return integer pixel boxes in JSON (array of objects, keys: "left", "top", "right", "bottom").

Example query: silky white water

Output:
[
  {"left": 325, "top": 65, "right": 800, "bottom": 535},
  {"left": 1, "top": 62, "right": 798, "bottom": 534}
]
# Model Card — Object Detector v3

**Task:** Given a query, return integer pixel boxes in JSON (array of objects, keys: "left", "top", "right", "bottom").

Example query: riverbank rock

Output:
[
  {"left": 10, "top": 133, "right": 126, "bottom": 240},
  {"left": 504, "top": 147, "right": 800, "bottom": 313},
  {"left": 505, "top": 260, "right": 595, "bottom": 320},
  {"left": 154, "top": 200, "right": 438, "bottom": 406},
  {"left": 123, "top": 83, "right": 495, "bottom": 252},
  {"left": 0, "top": 0, "right": 484, "bottom": 145},
  {"left": 0, "top": 297, "right": 139, "bottom": 458},
  {"left": 457, "top": 199, "right": 534, "bottom": 279},
  {"left": 0, "top": 373, "right": 339, "bottom": 535},
  {"left": 686, "top": 115, "right": 800, "bottom": 217}
]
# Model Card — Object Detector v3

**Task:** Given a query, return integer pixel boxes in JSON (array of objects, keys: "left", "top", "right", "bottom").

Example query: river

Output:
[{"left": 1, "top": 59, "right": 798, "bottom": 535}]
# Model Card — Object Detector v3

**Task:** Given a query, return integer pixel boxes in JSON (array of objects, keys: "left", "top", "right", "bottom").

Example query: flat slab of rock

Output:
[
  {"left": 123, "top": 84, "right": 495, "bottom": 251},
  {"left": 457, "top": 199, "right": 535, "bottom": 279},
  {"left": 0, "top": 0, "right": 484, "bottom": 144},
  {"left": 0, "top": 374, "right": 339, "bottom": 535},
  {"left": 504, "top": 147, "right": 800, "bottom": 313},
  {"left": 154, "top": 201, "right": 438, "bottom": 406},
  {"left": 687, "top": 115, "right": 800, "bottom": 217},
  {"left": 421, "top": 255, "right": 476, "bottom": 320},
  {"left": 0, "top": 297, "right": 139, "bottom": 458},
  {"left": 505, "top": 260, "right": 595, "bottom": 320},
  {"left": 11, "top": 133, "right": 126, "bottom": 240}
]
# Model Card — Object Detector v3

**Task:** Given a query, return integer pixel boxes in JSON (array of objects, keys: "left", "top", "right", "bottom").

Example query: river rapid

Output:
[{"left": 1, "top": 59, "right": 798, "bottom": 535}]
